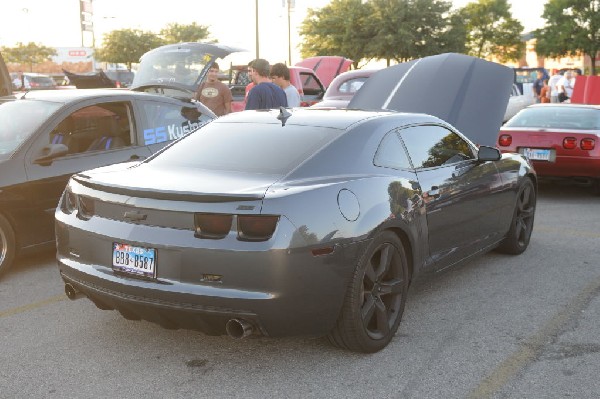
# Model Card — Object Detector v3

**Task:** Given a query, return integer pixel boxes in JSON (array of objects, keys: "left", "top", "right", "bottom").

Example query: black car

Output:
[
  {"left": 0, "top": 89, "right": 215, "bottom": 276},
  {"left": 0, "top": 43, "right": 247, "bottom": 277},
  {"left": 56, "top": 53, "right": 537, "bottom": 353}
]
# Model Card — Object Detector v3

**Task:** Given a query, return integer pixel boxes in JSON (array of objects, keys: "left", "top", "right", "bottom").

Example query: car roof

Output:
[
  {"left": 213, "top": 107, "right": 441, "bottom": 130},
  {"left": 11, "top": 88, "right": 182, "bottom": 103},
  {"left": 349, "top": 53, "right": 513, "bottom": 146},
  {"left": 528, "top": 103, "right": 600, "bottom": 110}
]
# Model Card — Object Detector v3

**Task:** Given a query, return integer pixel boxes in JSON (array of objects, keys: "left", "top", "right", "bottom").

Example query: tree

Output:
[
  {"left": 459, "top": 0, "right": 525, "bottom": 63},
  {"left": 1, "top": 42, "right": 57, "bottom": 72},
  {"left": 160, "top": 22, "right": 212, "bottom": 44},
  {"left": 535, "top": 0, "right": 600, "bottom": 75},
  {"left": 367, "top": 0, "right": 464, "bottom": 65},
  {"left": 299, "top": 0, "right": 375, "bottom": 68},
  {"left": 94, "top": 29, "right": 165, "bottom": 70}
]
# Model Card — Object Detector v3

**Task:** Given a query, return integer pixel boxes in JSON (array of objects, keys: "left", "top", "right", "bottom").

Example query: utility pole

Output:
[
  {"left": 284, "top": 0, "right": 295, "bottom": 65},
  {"left": 255, "top": 0, "right": 260, "bottom": 59}
]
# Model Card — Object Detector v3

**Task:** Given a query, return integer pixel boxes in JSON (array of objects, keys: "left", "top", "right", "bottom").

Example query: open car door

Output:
[
  {"left": 349, "top": 53, "right": 513, "bottom": 147},
  {"left": 0, "top": 51, "right": 12, "bottom": 96}
]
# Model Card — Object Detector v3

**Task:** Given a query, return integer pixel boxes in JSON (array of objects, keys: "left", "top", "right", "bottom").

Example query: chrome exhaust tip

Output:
[
  {"left": 64, "top": 283, "right": 85, "bottom": 300},
  {"left": 225, "top": 318, "right": 254, "bottom": 339}
]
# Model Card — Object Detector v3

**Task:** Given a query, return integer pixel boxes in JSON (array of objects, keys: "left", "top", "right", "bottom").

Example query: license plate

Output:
[
  {"left": 521, "top": 148, "right": 552, "bottom": 161},
  {"left": 112, "top": 243, "right": 156, "bottom": 278}
]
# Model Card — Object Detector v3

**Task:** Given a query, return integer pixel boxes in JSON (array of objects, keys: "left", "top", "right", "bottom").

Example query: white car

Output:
[{"left": 504, "top": 83, "right": 535, "bottom": 122}]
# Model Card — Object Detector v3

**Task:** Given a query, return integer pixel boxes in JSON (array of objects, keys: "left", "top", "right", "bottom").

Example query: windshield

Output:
[
  {"left": 505, "top": 107, "right": 600, "bottom": 130},
  {"left": 149, "top": 121, "right": 342, "bottom": 174},
  {"left": 0, "top": 100, "right": 62, "bottom": 159}
]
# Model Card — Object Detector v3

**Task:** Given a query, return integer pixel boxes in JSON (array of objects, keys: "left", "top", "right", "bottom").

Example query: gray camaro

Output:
[{"left": 55, "top": 54, "right": 537, "bottom": 353}]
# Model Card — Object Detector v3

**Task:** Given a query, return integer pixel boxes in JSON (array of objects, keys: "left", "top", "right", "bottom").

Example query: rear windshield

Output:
[
  {"left": 505, "top": 107, "right": 600, "bottom": 130},
  {"left": 0, "top": 100, "right": 62, "bottom": 159},
  {"left": 148, "top": 121, "right": 342, "bottom": 174}
]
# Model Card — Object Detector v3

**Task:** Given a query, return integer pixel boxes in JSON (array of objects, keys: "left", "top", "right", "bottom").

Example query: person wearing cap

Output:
[
  {"left": 194, "top": 62, "right": 232, "bottom": 116},
  {"left": 270, "top": 63, "right": 301, "bottom": 107},
  {"left": 245, "top": 58, "right": 287, "bottom": 110}
]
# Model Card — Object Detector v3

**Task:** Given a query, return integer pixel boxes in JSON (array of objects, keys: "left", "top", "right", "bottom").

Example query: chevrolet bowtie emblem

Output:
[{"left": 123, "top": 210, "right": 147, "bottom": 221}]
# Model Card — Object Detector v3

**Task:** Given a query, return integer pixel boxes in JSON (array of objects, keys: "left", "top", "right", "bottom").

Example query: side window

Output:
[
  {"left": 374, "top": 131, "right": 412, "bottom": 170},
  {"left": 299, "top": 72, "right": 324, "bottom": 97},
  {"left": 50, "top": 102, "right": 133, "bottom": 155},
  {"left": 400, "top": 125, "right": 475, "bottom": 169},
  {"left": 139, "top": 101, "right": 211, "bottom": 145}
]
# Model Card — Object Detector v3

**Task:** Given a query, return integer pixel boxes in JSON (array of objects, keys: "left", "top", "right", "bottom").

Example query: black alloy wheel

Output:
[
  {"left": 328, "top": 231, "right": 409, "bottom": 353},
  {"left": 498, "top": 178, "right": 536, "bottom": 255}
]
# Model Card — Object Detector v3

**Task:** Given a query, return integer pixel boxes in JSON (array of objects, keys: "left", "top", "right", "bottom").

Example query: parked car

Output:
[
  {"left": 311, "top": 69, "right": 377, "bottom": 109},
  {"left": 0, "top": 43, "right": 243, "bottom": 277},
  {"left": 498, "top": 103, "right": 600, "bottom": 191},
  {"left": 295, "top": 55, "right": 353, "bottom": 88},
  {"left": 10, "top": 72, "right": 57, "bottom": 91},
  {"left": 104, "top": 70, "right": 135, "bottom": 88},
  {"left": 56, "top": 53, "right": 536, "bottom": 353},
  {"left": 0, "top": 89, "right": 216, "bottom": 277},
  {"left": 504, "top": 83, "right": 536, "bottom": 123}
]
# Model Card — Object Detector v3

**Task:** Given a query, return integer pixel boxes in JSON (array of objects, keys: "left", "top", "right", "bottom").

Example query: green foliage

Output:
[
  {"left": 299, "top": 0, "right": 465, "bottom": 67},
  {"left": 459, "top": 0, "right": 524, "bottom": 63},
  {"left": 535, "top": 0, "right": 600, "bottom": 75},
  {"left": 299, "top": 0, "right": 375, "bottom": 68},
  {"left": 160, "top": 22, "right": 212, "bottom": 44},
  {"left": 1, "top": 42, "right": 57, "bottom": 71},
  {"left": 94, "top": 29, "right": 165, "bottom": 69}
]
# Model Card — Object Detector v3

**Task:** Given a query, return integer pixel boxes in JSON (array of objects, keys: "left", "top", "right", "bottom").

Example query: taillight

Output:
[
  {"left": 61, "top": 188, "right": 77, "bottom": 214},
  {"left": 238, "top": 215, "right": 279, "bottom": 241},
  {"left": 498, "top": 134, "right": 512, "bottom": 147},
  {"left": 194, "top": 213, "right": 233, "bottom": 239},
  {"left": 581, "top": 138, "right": 595, "bottom": 150},
  {"left": 563, "top": 137, "right": 577, "bottom": 149},
  {"left": 300, "top": 101, "right": 310, "bottom": 107},
  {"left": 77, "top": 196, "right": 95, "bottom": 220}
]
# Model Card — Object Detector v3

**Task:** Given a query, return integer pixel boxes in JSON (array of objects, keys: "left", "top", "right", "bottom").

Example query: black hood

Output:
[{"left": 349, "top": 53, "right": 513, "bottom": 146}]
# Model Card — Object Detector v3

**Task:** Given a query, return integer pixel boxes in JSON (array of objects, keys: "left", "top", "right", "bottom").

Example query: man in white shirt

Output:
[
  {"left": 557, "top": 70, "right": 573, "bottom": 103},
  {"left": 547, "top": 69, "right": 562, "bottom": 103}
]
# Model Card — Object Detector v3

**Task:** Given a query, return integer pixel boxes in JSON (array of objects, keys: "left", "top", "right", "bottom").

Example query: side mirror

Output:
[
  {"left": 477, "top": 145, "right": 501, "bottom": 162},
  {"left": 34, "top": 143, "right": 69, "bottom": 166}
]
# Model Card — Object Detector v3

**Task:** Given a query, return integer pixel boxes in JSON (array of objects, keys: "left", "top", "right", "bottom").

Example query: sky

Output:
[{"left": 0, "top": 0, "right": 548, "bottom": 66}]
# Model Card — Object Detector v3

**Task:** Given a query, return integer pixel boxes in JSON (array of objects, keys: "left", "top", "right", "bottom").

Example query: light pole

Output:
[
  {"left": 284, "top": 0, "right": 295, "bottom": 65},
  {"left": 255, "top": 0, "right": 260, "bottom": 59}
]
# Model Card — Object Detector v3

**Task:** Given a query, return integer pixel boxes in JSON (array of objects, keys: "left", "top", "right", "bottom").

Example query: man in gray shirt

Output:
[{"left": 270, "top": 63, "right": 301, "bottom": 107}]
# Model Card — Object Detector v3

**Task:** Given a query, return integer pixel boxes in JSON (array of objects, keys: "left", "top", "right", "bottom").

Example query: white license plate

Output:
[
  {"left": 521, "top": 148, "right": 552, "bottom": 161},
  {"left": 112, "top": 243, "right": 156, "bottom": 278}
]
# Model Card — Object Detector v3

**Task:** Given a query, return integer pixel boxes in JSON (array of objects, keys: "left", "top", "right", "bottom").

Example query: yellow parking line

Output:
[
  {"left": 0, "top": 294, "right": 66, "bottom": 318},
  {"left": 467, "top": 276, "right": 600, "bottom": 398}
]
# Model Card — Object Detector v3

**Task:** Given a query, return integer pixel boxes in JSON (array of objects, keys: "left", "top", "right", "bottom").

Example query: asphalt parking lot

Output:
[{"left": 1, "top": 179, "right": 599, "bottom": 399}]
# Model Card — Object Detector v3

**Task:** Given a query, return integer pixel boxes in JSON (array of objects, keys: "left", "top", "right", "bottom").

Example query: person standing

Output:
[
  {"left": 539, "top": 79, "right": 551, "bottom": 103},
  {"left": 270, "top": 63, "right": 301, "bottom": 107},
  {"left": 194, "top": 62, "right": 232, "bottom": 116},
  {"left": 245, "top": 59, "right": 287, "bottom": 110},
  {"left": 547, "top": 69, "right": 562, "bottom": 103},
  {"left": 557, "top": 70, "right": 574, "bottom": 103},
  {"left": 532, "top": 71, "right": 544, "bottom": 103}
]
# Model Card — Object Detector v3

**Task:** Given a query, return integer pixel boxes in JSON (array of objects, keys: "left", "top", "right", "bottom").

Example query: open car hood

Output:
[
  {"left": 0, "top": 51, "right": 11, "bottom": 96},
  {"left": 349, "top": 53, "right": 513, "bottom": 146},
  {"left": 130, "top": 42, "right": 245, "bottom": 97},
  {"left": 63, "top": 70, "right": 116, "bottom": 89},
  {"left": 295, "top": 56, "right": 353, "bottom": 88}
]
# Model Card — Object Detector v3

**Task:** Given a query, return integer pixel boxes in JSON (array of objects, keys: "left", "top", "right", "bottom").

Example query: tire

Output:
[
  {"left": 497, "top": 178, "right": 536, "bottom": 255},
  {"left": 0, "top": 214, "right": 17, "bottom": 278},
  {"left": 328, "top": 231, "right": 409, "bottom": 353}
]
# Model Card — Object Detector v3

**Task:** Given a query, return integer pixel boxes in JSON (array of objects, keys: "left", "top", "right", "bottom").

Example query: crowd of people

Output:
[
  {"left": 193, "top": 58, "right": 301, "bottom": 115},
  {"left": 533, "top": 68, "right": 580, "bottom": 104}
]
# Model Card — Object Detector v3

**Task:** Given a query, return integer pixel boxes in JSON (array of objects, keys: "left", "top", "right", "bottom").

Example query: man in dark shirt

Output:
[
  {"left": 533, "top": 71, "right": 545, "bottom": 103},
  {"left": 245, "top": 59, "right": 287, "bottom": 110}
]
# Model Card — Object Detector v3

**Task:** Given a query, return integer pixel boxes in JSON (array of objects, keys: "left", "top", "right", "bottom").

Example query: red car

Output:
[{"left": 498, "top": 103, "right": 600, "bottom": 189}]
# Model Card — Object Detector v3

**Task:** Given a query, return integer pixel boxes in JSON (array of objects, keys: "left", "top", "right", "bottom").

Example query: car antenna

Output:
[{"left": 277, "top": 106, "right": 292, "bottom": 127}]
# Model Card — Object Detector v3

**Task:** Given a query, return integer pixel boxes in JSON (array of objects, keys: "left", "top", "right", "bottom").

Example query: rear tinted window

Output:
[
  {"left": 505, "top": 107, "right": 600, "bottom": 130},
  {"left": 149, "top": 122, "right": 342, "bottom": 174}
]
